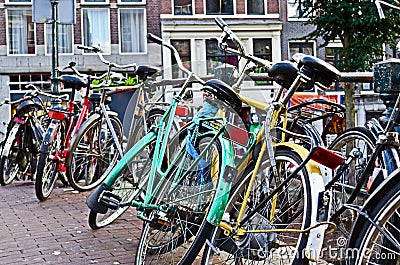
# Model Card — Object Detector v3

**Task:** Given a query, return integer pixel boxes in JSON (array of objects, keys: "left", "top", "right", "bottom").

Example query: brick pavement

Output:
[{"left": 0, "top": 181, "right": 142, "bottom": 265}]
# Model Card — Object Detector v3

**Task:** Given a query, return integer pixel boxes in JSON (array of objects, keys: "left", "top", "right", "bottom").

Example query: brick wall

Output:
[
  {"left": 110, "top": 7, "right": 118, "bottom": 44},
  {"left": 195, "top": 0, "right": 204, "bottom": 15},
  {"left": 147, "top": 0, "right": 161, "bottom": 36},
  {"left": 0, "top": 9, "right": 6, "bottom": 46}
]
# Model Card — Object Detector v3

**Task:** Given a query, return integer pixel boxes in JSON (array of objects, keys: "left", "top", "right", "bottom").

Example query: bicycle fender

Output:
[
  {"left": 304, "top": 172, "right": 326, "bottom": 264},
  {"left": 40, "top": 119, "right": 60, "bottom": 153},
  {"left": 2, "top": 123, "right": 21, "bottom": 156},
  {"left": 206, "top": 138, "right": 236, "bottom": 226},
  {"left": 274, "top": 142, "right": 321, "bottom": 175}
]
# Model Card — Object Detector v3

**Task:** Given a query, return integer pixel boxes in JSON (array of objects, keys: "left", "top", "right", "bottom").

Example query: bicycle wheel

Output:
[
  {"left": 201, "top": 148, "right": 312, "bottom": 265},
  {"left": 35, "top": 121, "right": 66, "bottom": 201},
  {"left": 326, "top": 126, "right": 400, "bottom": 250},
  {"left": 347, "top": 180, "right": 400, "bottom": 265},
  {"left": 0, "top": 123, "right": 24, "bottom": 185},
  {"left": 136, "top": 131, "right": 223, "bottom": 265},
  {"left": 88, "top": 136, "right": 155, "bottom": 229},
  {"left": 66, "top": 113, "right": 123, "bottom": 192}
]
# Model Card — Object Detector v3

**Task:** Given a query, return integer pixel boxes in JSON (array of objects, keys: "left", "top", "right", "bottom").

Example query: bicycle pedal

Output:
[
  {"left": 99, "top": 191, "right": 122, "bottom": 210},
  {"left": 149, "top": 217, "right": 171, "bottom": 230}
]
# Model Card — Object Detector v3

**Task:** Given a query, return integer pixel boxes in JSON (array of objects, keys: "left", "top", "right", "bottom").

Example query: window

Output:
[
  {"left": 325, "top": 47, "right": 342, "bottom": 67},
  {"left": 6, "top": 0, "right": 31, "bottom": 3},
  {"left": 9, "top": 74, "right": 51, "bottom": 91},
  {"left": 7, "top": 10, "right": 35, "bottom": 55},
  {"left": 287, "top": 0, "right": 309, "bottom": 19},
  {"left": 174, "top": 0, "right": 193, "bottom": 15},
  {"left": 82, "top": 9, "right": 110, "bottom": 53},
  {"left": 206, "top": 39, "right": 238, "bottom": 84},
  {"left": 247, "top": 0, "right": 264, "bottom": 15},
  {"left": 171, "top": 40, "right": 191, "bottom": 79},
  {"left": 119, "top": 0, "right": 144, "bottom": 2},
  {"left": 119, "top": 9, "right": 146, "bottom": 53},
  {"left": 45, "top": 24, "right": 73, "bottom": 54},
  {"left": 253, "top": 38, "right": 272, "bottom": 85},
  {"left": 82, "top": 0, "right": 108, "bottom": 3},
  {"left": 206, "top": 0, "right": 233, "bottom": 15},
  {"left": 289, "top": 42, "right": 314, "bottom": 58}
]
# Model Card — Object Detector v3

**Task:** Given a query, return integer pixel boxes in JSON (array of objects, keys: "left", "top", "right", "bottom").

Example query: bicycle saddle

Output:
[
  {"left": 203, "top": 79, "right": 242, "bottom": 113},
  {"left": 267, "top": 61, "right": 298, "bottom": 89},
  {"left": 292, "top": 53, "right": 341, "bottom": 90},
  {"left": 89, "top": 93, "right": 112, "bottom": 105},
  {"left": 59, "top": 75, "right": 87, "bottom": 90},
  {"left": 135, "top": 65, "right": 161, "bottom": 81}
]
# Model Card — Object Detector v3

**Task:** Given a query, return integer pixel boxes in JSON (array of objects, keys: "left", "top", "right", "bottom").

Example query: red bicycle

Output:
[{"left": 34, "top": 62, "right": 123, "bottom": 201}]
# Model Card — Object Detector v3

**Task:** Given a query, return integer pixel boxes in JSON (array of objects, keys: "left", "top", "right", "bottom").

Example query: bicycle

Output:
[
  {"left": 0, "top": 85, "right": 67, "bottom": 186},
  {"left": 34, "top": 62, "right": 126, "bottom": 201},
  {"left": 87, "top": 22, "right": 341, "bottom": 264}
]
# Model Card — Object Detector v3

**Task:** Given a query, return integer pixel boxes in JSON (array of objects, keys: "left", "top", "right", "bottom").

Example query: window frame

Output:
[
  {"left": 5, "top": 0, "right": 31, "bottom": 5},
  {"left": 288, "top": 41, "right": 316, "bottom": 58},
  {"left": 118, "top": 7, "right": 147, "bottom": 54},
  {"left": 6, "top": 8, "right": 36, "bottom": 56},
  {"left": 204, "top": 0, "right": 235, "bottom": 15},
  {"left": 287, "top": 0, "right": 310, "bottom": 21},
  {"left": 44, "top": 23, "right": 74, "bottom": 56},
  {"left": 172, "top": 0, "right": 194, "bottom": 16},
  {"left": 117, "top": 0, "right": 146, "bottom": 5},
  {"left": 81, "top": 0, "right": 110, "bottom": 6},
  {"left": 246, "top": 0, "right": 266, "bottom": 15},
  {"left": 81, "top": 8, "right": 111, "bottom": 55}
]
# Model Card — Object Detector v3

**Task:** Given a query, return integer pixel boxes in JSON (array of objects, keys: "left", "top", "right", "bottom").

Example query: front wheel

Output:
[
  {"left": 35, "top": 121, "right": 65, "bottom": 201},
  {"left": 66, "top": 113, "right": 123, "bottom": 192},
  {"left": 347, "top": 179, "right": 400, "bottom": 264},
  {"left": 201, "top": 148, "right": 312, "bottom": 265},
  {"left": 136, "top": 131, "right": 223, "bottom": 265}
]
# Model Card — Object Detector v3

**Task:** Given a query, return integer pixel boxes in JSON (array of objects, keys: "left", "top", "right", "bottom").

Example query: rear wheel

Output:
[
  {"left": 0, "top": 124, "right": 24, "bottom": 185},
  {"left": 35, "top": 121, "right": 65, "bottom": 201},
  {"left": 66, "top": 114, "right": 123, "bottom": 192},
  {"left": 326, "top": 126, "right": 399, "bottom": 254},
  {"left": 136, "top": 131, "right": 223, "bottom": 265},
  {"left": 201, "top": 148, "right": 312, "bottom": 265}
]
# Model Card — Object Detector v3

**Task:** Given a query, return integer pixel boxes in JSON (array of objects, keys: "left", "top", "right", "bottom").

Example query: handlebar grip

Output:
[
  {"left": 215, "top": 17, "right": 228, "bottom": 30},
  {"left": 147, "top": 33, "right": 163, "bottom": 45}
]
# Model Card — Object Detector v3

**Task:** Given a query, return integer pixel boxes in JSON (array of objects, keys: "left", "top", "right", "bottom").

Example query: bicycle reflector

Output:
[
  {"left": 223, "top": 123, "right": 251, "bottom": 147},
  {"left": 311, "top": 146, "right": 345, "bottom": 170},
  {"left": 49, "top": 110, "right": 65, "bottom": 121},
  {"left": 175, "top": 106, "right": 189, "bottom": 117}
]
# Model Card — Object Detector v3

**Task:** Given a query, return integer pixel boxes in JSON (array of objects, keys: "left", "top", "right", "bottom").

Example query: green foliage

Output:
[
  {"left": 91, "top": 74, "right": 139, "bottom": 87},
  {"left": 300, "top": 0, "right": 400, "bottom": 71}
]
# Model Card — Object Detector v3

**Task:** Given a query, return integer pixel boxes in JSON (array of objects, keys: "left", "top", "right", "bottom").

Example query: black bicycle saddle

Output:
[
  {"left": 135, "top": 65, "right": 161, "bottom": 81},
  {"left": 202, "top": 79, "right": 242, "bottom": 113},
  {"left": 59, "top": 75, "right": 87, "bottom": 90},
  {"left": 292, "top": 53, "right": 341, "bottom": 89},
  {"left": 267, "top": 61, "right": 298, "bottom": 89}
]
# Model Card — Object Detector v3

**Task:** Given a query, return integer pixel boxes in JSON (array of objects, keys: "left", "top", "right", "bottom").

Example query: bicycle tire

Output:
[
  {"left": 200, "top": 148, "right": 312, "bottom": 265},
  {"left": 327, "top": 126, "right": 399, "bottom": 245},
  {"left": 347, "top": 178, "right": 400, "bottom": 264},
  {"left": 35, "top": 120, "right": 66, "bottom": 201},
  {"left": 0, "top": 123, "right": 23, "bottom": 185},
  {"left": 66, "top": 113, "right": 123, "bottom": 192},
  {"left": 88, "top": 136, "right": 155, "bottom": 230},
  {"left": 136, "top": 131, "right": 223, "bottom": 265}
]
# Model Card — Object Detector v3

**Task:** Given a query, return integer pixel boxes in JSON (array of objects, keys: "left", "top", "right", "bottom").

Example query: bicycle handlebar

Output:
[
  {"left": 147, "top": 33, "right": 205, "bottom": 84},
  {"left": 77, "top": 45, "right": 137, "bottom": 69},
  {"left": 215, "top": 17, "right": 272, "bottom": 69}
]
